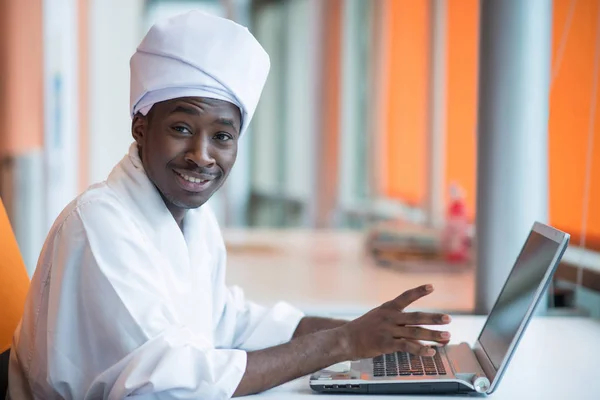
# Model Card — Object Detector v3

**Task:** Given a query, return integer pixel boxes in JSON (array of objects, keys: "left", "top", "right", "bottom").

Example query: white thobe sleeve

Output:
[
  {"left": 206, "top": 210, "right": 305, "bottom": 351},
  {"left": 46, "top": 201, "right": 246, "bottom": 400}
]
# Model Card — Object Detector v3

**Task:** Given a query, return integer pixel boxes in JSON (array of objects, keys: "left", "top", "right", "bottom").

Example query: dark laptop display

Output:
[{"left": 479, "top": 231, "right": 561, "bottom": 370}]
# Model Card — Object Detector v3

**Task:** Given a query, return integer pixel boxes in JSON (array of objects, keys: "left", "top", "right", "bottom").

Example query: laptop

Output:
[{"left": 309, "top": 222, "right": 570, "bottom": 395}]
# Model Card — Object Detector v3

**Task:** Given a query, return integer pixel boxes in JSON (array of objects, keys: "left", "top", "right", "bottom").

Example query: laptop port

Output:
[
  {"left": 350, "top": 385, "right": 360, "bottom": 389},
  {"left": 337, "top": 385, "right": 348, "bottom": 388},
  {"left": 324, "top": 385, "right": 333, "bottom": 389}
]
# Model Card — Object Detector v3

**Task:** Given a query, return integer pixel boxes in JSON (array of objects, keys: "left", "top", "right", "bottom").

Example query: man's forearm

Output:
[
  {"left": 292, "top": 316, "right": 348, "bottom": 338},
  {"left": 233, "top": 327, "right": 350, "bottom": 397}
]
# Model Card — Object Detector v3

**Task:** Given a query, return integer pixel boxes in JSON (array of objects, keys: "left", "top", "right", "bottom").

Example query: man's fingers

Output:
[
  {"left": 394, "top": 338, "right": 435, "bottom": 357},
  {"left": 394, "top": 326, "right": 451, "bottom": 343},
  {"left": 389, "top": 285, "right": 434, "bottom": 310},
  {"left": 395, "top": 311, "right": 451, "bottom": 326},
  {"left": 405, "top": 339, "right": 438, "bottom": 355}
]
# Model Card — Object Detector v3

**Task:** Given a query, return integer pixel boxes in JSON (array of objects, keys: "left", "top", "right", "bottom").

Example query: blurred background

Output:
[{"left": 0, "top": 0, "right": 599, "bottom": 317}]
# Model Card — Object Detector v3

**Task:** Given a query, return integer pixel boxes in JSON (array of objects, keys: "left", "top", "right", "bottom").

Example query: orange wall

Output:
[
  {"left": 442, "top": 0, "right": 600, "bottom": 244},
  {"left": 0, "top": 1, "right": 6, "bottom": 155},
  {"left": 383, "top": 0, "right": 430, "bottom": 206},
  {"left": 549, "top": 0, "right": 600, "bottom": 248},
  {"left": 383, "top": 0, "right": 478, "bottom": 216},
  {"left": 444, "top": 0, "right": 478, "bottom": 220},
  {"left": 381, "top": 0, "right": 600, "bottom": 249},
  {"left": 0, "top": 0, "right": 44, "bottom": 158}
]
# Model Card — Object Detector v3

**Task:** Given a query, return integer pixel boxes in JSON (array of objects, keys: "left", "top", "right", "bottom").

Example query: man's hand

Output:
[
  {"left": 234, "top": 284, "right": 451, "bottom": 397},
  {"left": 338, "top": 284, "right": 451, "bottom": 359}
]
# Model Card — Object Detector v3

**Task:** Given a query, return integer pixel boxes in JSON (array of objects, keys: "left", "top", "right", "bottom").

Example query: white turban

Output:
[{"left": 130, "top": 10, "right": 270, "bottom": 135}]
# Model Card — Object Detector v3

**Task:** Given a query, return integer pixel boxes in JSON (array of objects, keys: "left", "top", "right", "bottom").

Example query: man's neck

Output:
[
  {"left": 168, "top": 206, "right": 186, "bottom": 231},
  {"left": 159, "top": 194, "right": 186, "bottom": 231},
  {"left": 139, "top": 156, "right": 186, "bottom": 230}
]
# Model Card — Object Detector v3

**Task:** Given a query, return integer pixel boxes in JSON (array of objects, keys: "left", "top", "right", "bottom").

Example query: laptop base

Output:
[
  {"left": 310, "top": 343, "right": 490, "bottom": 395},
  {"left": 310, "top": 381, "right": 473, "bottom": 395}
]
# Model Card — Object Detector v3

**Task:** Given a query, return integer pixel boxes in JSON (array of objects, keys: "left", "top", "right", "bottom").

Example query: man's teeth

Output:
[{"left": 179, "top": 172, "right": 207, "bottom": 184}]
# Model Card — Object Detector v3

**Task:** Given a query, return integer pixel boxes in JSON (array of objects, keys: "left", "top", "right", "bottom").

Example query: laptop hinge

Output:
[
  {"left": 472, "top": 341, "right": 496, "bottom": 391},
  {"left": 445, "top": 343, "right": 491, "bottom": 393}
]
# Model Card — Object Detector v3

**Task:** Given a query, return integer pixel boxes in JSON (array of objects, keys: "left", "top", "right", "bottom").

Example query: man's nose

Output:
[{"left": 184, "top": 136, "right": 216, "bottom": 167}]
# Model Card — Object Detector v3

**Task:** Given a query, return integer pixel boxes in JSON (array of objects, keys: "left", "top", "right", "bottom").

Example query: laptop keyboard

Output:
[{"left": 372, "top": 348, "right": 447, "bottom": 377}]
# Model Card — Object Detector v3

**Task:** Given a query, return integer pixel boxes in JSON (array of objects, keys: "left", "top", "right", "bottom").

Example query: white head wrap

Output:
[{"left": 130, "top": 10, "right": 270, "bottom": 135}]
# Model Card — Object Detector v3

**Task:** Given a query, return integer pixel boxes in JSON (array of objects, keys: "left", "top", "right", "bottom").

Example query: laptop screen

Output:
[{"left": 477, "top": 230, "right": 561, "bottom": 370}]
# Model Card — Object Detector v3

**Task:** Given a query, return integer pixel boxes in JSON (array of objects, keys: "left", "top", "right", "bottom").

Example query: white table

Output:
[{"left": 248, "top": 316, "right": 600, "bottom": 400}]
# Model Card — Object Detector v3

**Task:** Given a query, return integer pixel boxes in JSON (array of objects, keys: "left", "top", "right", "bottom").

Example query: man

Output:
[{"left": 9, "top": 11, "right": 451, "bottom": 399}]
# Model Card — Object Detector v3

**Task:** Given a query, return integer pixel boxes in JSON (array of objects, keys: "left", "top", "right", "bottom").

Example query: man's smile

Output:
[{"left": 173, "top": 169, "right": 214, "bottom": 193}]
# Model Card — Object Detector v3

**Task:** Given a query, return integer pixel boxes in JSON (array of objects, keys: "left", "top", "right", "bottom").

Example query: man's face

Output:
[{"left": 132, "top": 97, "right": 241, "bottom": 211}]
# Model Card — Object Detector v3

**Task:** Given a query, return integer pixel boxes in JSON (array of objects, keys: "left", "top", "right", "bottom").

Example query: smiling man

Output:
[{"left": 8, "top": 11, "right": 451, "bottom": 400}]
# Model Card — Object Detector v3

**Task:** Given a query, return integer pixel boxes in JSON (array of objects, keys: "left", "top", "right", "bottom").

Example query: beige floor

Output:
[{"left": 224, "top": 229, "right": 475, "bottom": 317}]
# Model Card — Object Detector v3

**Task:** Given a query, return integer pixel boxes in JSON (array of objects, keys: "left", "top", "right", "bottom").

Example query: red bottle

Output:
[{"left": 443, "top": 184, "right": 470, "bottom": 263}]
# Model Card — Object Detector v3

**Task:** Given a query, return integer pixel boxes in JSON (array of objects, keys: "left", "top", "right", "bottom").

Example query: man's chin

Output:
[
  {"left": 174, "top": 196, "right": 210, "bottom": 210},
  {"left": 161, "top": 188, "right": 211, "bottom": 210},
  {"left": 162, "top": 180, "right": 223, "bottom": 210}
]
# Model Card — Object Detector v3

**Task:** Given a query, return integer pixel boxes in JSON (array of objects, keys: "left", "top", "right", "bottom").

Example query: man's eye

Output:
[
  {"left": 214, "top": 133, "right": 232, "bottom": 142},
  {"left": 173, "top": 126, "right": 192, "bottom": 135}
]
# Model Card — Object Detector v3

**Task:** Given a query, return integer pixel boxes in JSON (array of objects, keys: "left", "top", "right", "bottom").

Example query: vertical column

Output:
[
  {"left": 220, "top": 0, "right": 252, "bottom": 227},
  {"left": 338, "top": 0, "right": 365, "bottom": 219},
  {"left": 43, "top": 0, "right": 80, "bottom": 228},
  {"left": 88, "top": 0, "right": 144, "bottom": 185},
  {"left": 426, "top": 0, "right": 447, "bottom": 229},
  {"left": 367, "top": 0, "right": 390, "bottom": 200},
  {"left": 78, "top": 0, "right": 90, "bottom": 194},
  {"left": 315, "top": 0, "right": 343, "bottom": 228},
  {"left": 304, "top": 0, "right": 325, "bottom": 228},
  {"left": 476, "top": 0, "right": 553, "bottom": 314}
]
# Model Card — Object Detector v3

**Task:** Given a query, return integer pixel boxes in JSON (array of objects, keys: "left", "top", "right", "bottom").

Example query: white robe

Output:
[{"left": 8, "top": 144, "right": 304, "bottom": 400}]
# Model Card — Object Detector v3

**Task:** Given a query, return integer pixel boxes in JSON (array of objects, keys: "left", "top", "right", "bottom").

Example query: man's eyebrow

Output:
[
  {"left": 170, "top": 106, "right": 238, "bottom": 128},
  {"left": 170, "top": 105, "right": 201, "bottom": 116},
  {"left": 214, "top": 117, "right": 237, "bottom": 129}
]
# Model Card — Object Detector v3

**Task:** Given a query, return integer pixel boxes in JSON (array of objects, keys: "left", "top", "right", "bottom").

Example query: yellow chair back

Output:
[{"left": 0, "top": 199, "right": 30, "bottom": 352}]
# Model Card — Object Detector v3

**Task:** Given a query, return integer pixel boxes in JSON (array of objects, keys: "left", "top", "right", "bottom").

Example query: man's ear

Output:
[{"left": 132, "top": 113, "right": 148, "bottom": 146}]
